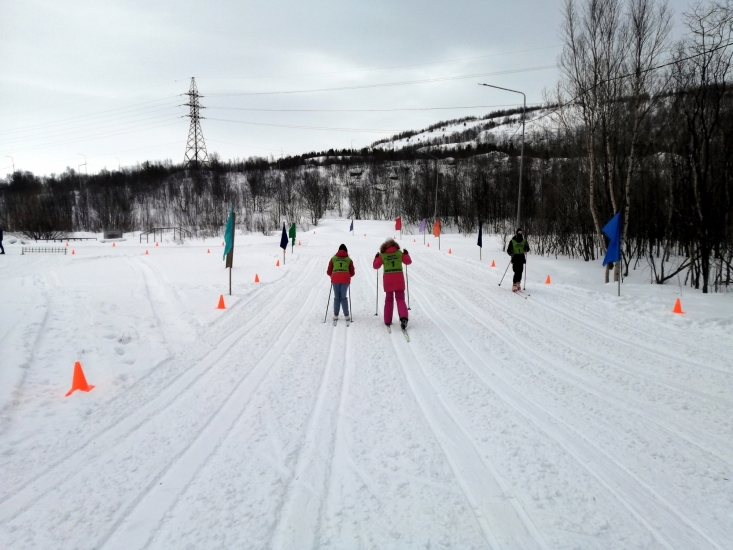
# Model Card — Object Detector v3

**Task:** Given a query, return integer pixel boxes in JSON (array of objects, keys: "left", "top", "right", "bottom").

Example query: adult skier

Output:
[
  {"left": 327, "top": 244, "right": 355, "bottom": 324},
  {"left": 506, "top": 228, "right": 529, "bottom": 292},
  {"left": 373, "top": 238, "right": 412, "bottom": 330}
]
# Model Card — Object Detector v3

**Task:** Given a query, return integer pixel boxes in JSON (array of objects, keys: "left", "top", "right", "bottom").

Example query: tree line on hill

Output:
[{"left": 1, "top": 0, "right": 731, "bottom": 293}]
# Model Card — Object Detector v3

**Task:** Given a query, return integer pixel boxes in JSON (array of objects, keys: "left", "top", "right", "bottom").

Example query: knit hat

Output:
[{"left": 338, "top": 244, "right": 347, "bottom": 252}]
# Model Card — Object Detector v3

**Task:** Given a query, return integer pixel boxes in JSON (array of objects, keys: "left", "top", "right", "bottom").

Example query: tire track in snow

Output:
[
  {"left": 270, "top": 311, "right": 349, "bottom": 549},
  {"left": 410, "top": 281, "right": 724, "bottom": 549},
  {"left": 361, "top": 256, "right": 547, "bottom": 549},
  {"left": 0, "top": 261, "right": 319, "bottom": 526},
  {"left": 415, "top": 273, "right": 733, "bottom": 467},
  {"left": 98, "top": 282, "right": 324, "bottom": 550}
]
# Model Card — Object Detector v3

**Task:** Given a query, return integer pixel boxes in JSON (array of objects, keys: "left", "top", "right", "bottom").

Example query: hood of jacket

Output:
[
  {"left": 380, "top": 239, "right": 400, "bottom": 253},
  {"left": 335, "top": 249, "right": 349, "bottom": 258}
]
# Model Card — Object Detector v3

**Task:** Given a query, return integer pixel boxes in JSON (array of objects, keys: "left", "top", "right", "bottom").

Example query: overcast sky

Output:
[{"left": 0, "top": 0, "right": 693, "bottom": 177}]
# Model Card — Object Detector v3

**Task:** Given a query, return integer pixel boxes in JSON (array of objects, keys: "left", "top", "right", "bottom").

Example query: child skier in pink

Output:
[{"left": 373, "top": 238, "right": 412, "bottom": 329}]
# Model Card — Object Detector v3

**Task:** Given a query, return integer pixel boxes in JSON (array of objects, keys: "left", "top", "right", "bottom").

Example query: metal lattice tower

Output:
[{"left": 183, "top": 77, "right": 209, "bottom": 169}]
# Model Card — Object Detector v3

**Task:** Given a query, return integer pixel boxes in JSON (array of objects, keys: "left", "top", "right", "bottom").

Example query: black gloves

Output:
[
  {"left": 402, "top": 249, "right": 409, "bottom": 254},
  {"left": 375, "top": 252, "right": 380, "bottom": 258}
]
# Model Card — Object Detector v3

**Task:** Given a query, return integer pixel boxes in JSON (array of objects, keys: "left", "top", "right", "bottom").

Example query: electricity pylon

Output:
[{"left": 183, "top": 77, "right": 209, "bottom": 169}]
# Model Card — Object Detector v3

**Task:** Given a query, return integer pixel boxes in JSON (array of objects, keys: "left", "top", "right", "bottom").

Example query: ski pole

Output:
[
  {"left": 498, "top": 259, "right": 512, "bottom": 286},
  {"left": 374, "top": 269, "right": 379, "bottom": 316},
  {"left": 323, "top": 284, "right": 333, "bottom": 323},
  {"left": 523, "top": 257, "right": 528, "bottom": 290},
  {"left": 349, "top": 285, "right": 354, "bottom": 322},
  {"left": 405, "top": 264, "right": 411, "bottom": 310}
]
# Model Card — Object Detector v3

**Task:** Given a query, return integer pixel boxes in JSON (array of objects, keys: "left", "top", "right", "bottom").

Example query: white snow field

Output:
[{"left": 1, "top": 220, "right": 732, "bottom": 550}]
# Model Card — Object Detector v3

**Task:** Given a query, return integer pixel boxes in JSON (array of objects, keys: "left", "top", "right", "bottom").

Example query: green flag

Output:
[
  {"left": 223, "top": 205, "right": 235, "bottom": 267},
  {"left": 288, "top": 222, "right": 297, "bottom": 246}
]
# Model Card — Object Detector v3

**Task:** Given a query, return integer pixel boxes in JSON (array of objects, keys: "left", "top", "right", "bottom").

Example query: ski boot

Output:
[{"left": 400, "top": 317, "right": 408, "bottom": 331}]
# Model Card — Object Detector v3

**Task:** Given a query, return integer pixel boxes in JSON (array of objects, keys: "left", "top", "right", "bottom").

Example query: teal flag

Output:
[
  {"left": 288, "top": 222, "right": 297, "bottom": 246},
  {"left": 223, "top": 205, "right": 235, "bottom": 267}
]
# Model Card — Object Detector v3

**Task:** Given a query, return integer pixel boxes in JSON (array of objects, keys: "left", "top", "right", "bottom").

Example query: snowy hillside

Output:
[
  {"left": 372, "top": 106, "right": 561, "bottom": 154},
  {"left": 1, "top": 221, "right": 732, "bottom": 549}
]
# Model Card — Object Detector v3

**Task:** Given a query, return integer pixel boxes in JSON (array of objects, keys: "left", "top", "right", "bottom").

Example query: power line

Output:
[
  {"left": 206, "top": 103, "right": 540, "bottom": 113},
  {"left": 198, "top": 45, "right": 561, "bottom": 81},
  {"left": 2, "top": 119, "right": 184, "bottom": 154},
  {"left": 0, "top": 96, "right": 179, "bottom": 136},
  {"left": 207, "top": 118, "right": 396, "bottom": 133},
  {"left": 208, "top": 65, "right": 557, "bottom": 97}
]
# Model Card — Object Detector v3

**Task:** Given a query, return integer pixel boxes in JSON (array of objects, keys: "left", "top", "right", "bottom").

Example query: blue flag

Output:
[
  {"left": 602, "top": 212, "right": 622, "bottom": 266},
  {"left": 477, "top": 221, "right": 483, "bottom": 248},
  {"left": 223, "top": 205, "right": 235, "bottom": 263},
  {"left": 280, "top": 224, "right": 288, "bottom": 250},
  {"left": 349, "top": 220, "right": 353, "bottom": 232},
  {"left": 418, "top": 219, "right": 426, "bottom": 233}
]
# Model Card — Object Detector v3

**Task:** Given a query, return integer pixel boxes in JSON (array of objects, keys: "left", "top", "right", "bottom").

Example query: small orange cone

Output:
[
  {"left": 207, "top": 249, "right": 210, "bottom": 253},
  {"left": 222, "top": 241, "right": 225, "bottom": 246},
  {"left": 155, "top": 242, "right": 159, "bottom": 247},
  {"left": 313, "top": 231, "right": 316, "bottom": 234},
  {"left": 112, "top": 242, "right": 116, "bottom": 247},
  {"left": 448, "top": 249, "right": 452, "bottom": 254},
  {"left": 254, "top": 274, "right": 260, "bottom": 283},
  {"left": 545, "top": 275, "right": 551, "bottom": 284},
  {"left": 413, "top": 239, "right": 416, "bottom": 242},
  {"left": 364, "top": 234, "right": 366, "bottom": 237},
  {"left": 65, "top": 242, "right": 69, "bottom": 247},
  {"left": 217, "top": 295, "right": 226, "bottom": 309},
  {"left": 65, "top": 362, "right": 95, "bottom": 397},
  {"left": 72, "top": 250, "right": 76, "bottom": 255},
  {"left": 427, "top": 242, "right": 430, "bottom": 247},
  {"left": 672, "top": 298, "right": 684, "bottom": 314},
  {"left": 145, "top": 250, "right": 149, "bottom": 255},
  {"left": 276, "top": 260, "right": 280, "bottom": 266},
  {"left": 298, "top": 241, "right": 301, "bottom": 245},
  {"left": 491, "top": 260, "right": 496, "bottom": 267}
]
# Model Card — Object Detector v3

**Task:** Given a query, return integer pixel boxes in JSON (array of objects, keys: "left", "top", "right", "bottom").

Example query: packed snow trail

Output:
[{"left": 0, "top": 221, "right": 732, "bottom": 549}]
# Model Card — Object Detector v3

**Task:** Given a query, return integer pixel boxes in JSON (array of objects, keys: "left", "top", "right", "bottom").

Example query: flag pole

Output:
[{"left": 229, "top": 267, "right": 232, "bottom": 296}]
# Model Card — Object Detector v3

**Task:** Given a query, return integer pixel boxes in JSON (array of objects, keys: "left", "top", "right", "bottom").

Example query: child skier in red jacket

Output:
[{"left": 373, "top": 238, "right": 412, "bottom": 330}]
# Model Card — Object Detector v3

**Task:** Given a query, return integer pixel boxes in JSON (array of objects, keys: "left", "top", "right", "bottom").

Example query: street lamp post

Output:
[
  {"left": 479, "top": 83, "right": 525, "bottom": 228},
  {"left": 420, "top": 151, "right": 441, "bottom": 249},
  {"left": 77, "top": 153, "right": 87, "bottom": 175}
]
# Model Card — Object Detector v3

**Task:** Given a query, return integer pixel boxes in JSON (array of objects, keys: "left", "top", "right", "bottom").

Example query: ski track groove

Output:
[
  {"left": 410, "top": 278, "right": 722, "bottom": 549},
  {"left": 361, "top": 256, "right": 547, "bottom": 550},
  {"left": 270, "top": 300, "right": 349, "bottom": 550},
  {"left": 423, "top": 256, "right": 733, "bottom": 409},
  {"left": 98, "top": 281, "right": 323, "bottom": 550},
  {"left": 0, "top": 260, "right": 319, "bottom": 524},
  {"left": 431, "top": 254, "right": 732, "bottom": 377},
  {"left": 413, "top": 270, "right": 733, "bottom": 467}
]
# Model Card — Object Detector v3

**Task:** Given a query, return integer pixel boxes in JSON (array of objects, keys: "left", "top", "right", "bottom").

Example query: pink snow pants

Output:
[{"left": 384, "top": 291, "right": 408, "bottom": 325}]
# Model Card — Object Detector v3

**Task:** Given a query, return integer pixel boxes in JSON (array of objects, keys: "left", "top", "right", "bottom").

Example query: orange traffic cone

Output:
[
  {"left": 413, "top": 239, "right": 416, "bottom": 242},
  {"left": 155, "top": 242, "right": 159, "bottom": 247},
  {"left": 207, "top": 249, "right": 210, "bottom": 253},
  {"left": 65, "top": 242, "right": 69, "bottom": 247},
  {"left": 491, "top": 260, "right": 496, "bottom": 267},
  {"left": 254, "top": 274, "right": 260, "bottom": 283},
  {"left": 313, "top": 231, "right": 316, "bottom": 234},
  {"left": 672, "top": 298, "right": 684, "bottom": 314},
  {"left": 72, "top": 250, "right": 76, "bottom": 255},
  {"left": 427, "top": 242, "right": 430, "bottom": 247},
  {"left": 276, "top": 260, "right": 280, "bottom": 266},
  {"left": 448, "top": 249, "right": 452, "bottom": 254},
  {"left": 222, "top": 241, "right": 225, "bottom": 246},
  {"left": 65, "top": 362, "right": 95, "bottom": 397},
  {"left": 298, "top": 241, "right": 301, "bottom": 245},
  {"left": 112, "top": 242, "right": 116, "bottom": 247},
  {"left": 545, "top": 275, "right": 551, "bottom": 284},
  {"left": 145, "top": 250, "right": 149, "bottom": 255},
  {"left": 217, "top": 295, "right": 226, "bottom": 309}
]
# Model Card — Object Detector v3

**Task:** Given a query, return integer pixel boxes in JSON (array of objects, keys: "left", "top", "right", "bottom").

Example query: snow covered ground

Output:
[{"left": 1, "top": 220, "right": 732, "bottom": 549}]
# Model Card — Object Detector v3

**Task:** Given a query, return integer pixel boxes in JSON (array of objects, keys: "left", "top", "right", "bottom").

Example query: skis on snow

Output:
[{"left": 386, "top": 324, "right": 410, "bottom": 342}]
